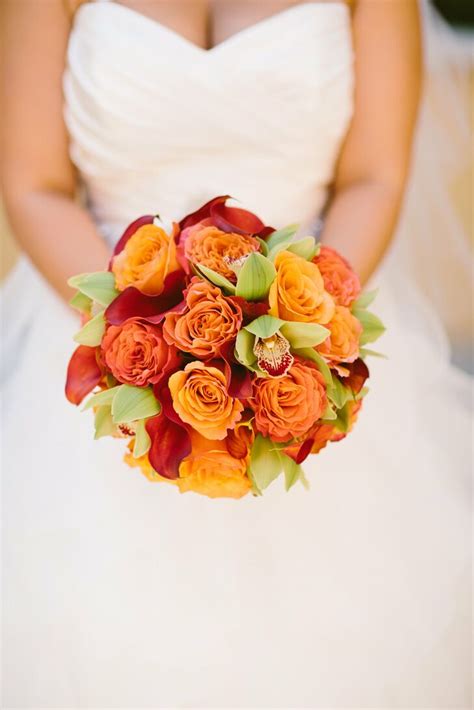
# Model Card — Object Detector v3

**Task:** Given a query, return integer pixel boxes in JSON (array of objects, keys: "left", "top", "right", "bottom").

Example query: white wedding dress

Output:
[{"left": 1, "top": 2, "right": 472, "bottom": 707}]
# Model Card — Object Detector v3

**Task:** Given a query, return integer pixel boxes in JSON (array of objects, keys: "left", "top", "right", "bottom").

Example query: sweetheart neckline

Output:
[{"left": 76, "top": 1, "right": 349, "bottom": 55}]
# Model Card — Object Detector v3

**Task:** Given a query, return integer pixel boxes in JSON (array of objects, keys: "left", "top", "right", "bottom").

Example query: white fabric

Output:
[
  {"left": 1, "top": 3, "right": 472, "bottom": 707},
  {"left": 393, "top": 1, "right": 473, "bottom": 359}
]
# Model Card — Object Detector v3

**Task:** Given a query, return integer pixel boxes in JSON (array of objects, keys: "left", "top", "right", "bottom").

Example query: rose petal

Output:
[
  {"left": 146, "top": 413, "right": 191, "bottom": 480},
  {"left": 148, "top": 345, "right": 182, "bottom": 386},
  {"left": 105, "top": 270, "right": 187, "bottom": 325},
  {"left": 210, "top": 201, "right": 265, "bottom": 236},
  {"left": 109, "top": 215, "right": 155, "bottom": 267},
  {"left": 65, "top": 345, "right": 102, "bottom": 405},
  {"left": 179, "top": 196, "right": 229, "bottom": 230}
]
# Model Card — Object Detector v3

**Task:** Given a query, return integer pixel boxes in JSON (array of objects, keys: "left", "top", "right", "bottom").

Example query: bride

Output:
[{"left": 1, "top": 0, "right": 471, "bottom": 706}]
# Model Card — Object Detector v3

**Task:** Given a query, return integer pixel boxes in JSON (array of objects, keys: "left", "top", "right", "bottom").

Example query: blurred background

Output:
[{"left": 1, "top": 0, "right": 473, "bottom": 371}]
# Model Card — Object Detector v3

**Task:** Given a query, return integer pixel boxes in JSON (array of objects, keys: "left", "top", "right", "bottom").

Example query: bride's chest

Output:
[{"left": 64, "top": 2, "right": 354, "bottom": 162}]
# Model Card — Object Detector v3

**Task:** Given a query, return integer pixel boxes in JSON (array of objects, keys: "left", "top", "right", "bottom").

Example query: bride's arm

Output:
[
  {"left": 321, "top": 0, "right": 422, "bottom": 284},
  {"left": 0, "top": 0, "right": 109, "bottom": 301}
]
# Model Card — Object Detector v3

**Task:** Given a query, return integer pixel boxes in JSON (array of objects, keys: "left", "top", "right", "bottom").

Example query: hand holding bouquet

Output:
[{"left": 66, "top": 196, "right": 385, "bottom": 498}]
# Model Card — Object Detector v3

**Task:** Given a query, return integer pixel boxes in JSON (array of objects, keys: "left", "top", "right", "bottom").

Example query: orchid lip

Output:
[
  {"left": 118, "top": 423, "right": 136, "bottom": 437},
  {"left": 253, "top": 331, "right": 294, "bottom": 378},
  {"left": 223, "top": 253, "right": 250, "bottom": 277}
]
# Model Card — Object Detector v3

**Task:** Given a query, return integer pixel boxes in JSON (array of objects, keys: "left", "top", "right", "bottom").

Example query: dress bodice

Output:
[{"left": 63, "top": 1, "right": 353, "bottom": 245}]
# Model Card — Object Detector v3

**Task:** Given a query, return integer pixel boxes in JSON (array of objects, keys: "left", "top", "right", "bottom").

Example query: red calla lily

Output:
[
  {"left": 228, "top": 363, "right": 253, "bottom": 399},
  {"left": 218, "top": 342, "right": 253, "bottom": 399},
  {"left": 180, "top": 195, "right": 272, "bottom": 237},
  {"left": 210, "top": 200, "right": 266, "bottom": 236},
  {"left": 105, "top": 270, "right": 187, "bottom": 325},
  {"left": 153, "top": 372, "right": 189, "bottom": 425},
  {"left": 343, "top": 358, "right": 369, "bottom": 395},
  {"left": 145, "top": 413, "right": 191, "bottom": 480},
  {"left": 65, "top": 345, "right": 102, "bottom": 405},
  {"left": 292, "top": 436, "right": 315, "bottom": 465},
  {"left": 179, "top": 195, "right": 229, "bottom": 230}
]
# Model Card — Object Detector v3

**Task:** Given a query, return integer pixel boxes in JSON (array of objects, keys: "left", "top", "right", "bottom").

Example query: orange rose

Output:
[
  {"left": 178, "top": 430, "right": 251, "bottom": 499},
  {"left": 312, "top": 246, "right": 361, "bottom": 307},
  {"left": 112, "top": 222, "right": 180, "bottom": 295},
  {"left": 284, "top": 421, "right": 339, "bottom": 460},
  {"left": 251, "top": 358, "right": 327, "bottom": 443},
  {"left": 168, "top": 361, "right": 243, "bottom": 440},
  {"left": 101, "top": 318, "right": 173, "bottom": 386},
  {"left": 268, "top": 251, "right": 335, "bottom": 324},
  {"left": 285, "top": 398, "right": 363, "bottom": 460},
  {"left": 124, "top": 428, "right": 251, "bottom": 498},
  {"left": 182, "top": 219, "right": 260, "bottom": 282},
  {"left": 317, "top": 306, "right": 362, "bottom": 364},
  {"left": 163, "top": 278, "right": 242, "bottom": 358}
]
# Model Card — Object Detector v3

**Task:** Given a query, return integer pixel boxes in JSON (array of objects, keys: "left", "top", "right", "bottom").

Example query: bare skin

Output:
[{"left": 0, "top": 0, "right": 421, "bottom": 300}]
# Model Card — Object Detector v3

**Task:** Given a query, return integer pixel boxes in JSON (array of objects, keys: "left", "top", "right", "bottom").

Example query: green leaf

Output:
[
  {"left": 83, "top": 385, "right": 122, "bottom": 411},
  {"left": 111, "top": 385, "right": 161, "bottom": 424},
  {"left": 294, "top": 348, "right": 334, "bottom": 389},
  {"left": 133, "top": 418, "right": 151, "bottom": 458},
  {"left": 73, "top": 311, "right": 106, "bottom": 347},
  {"left": 294, "top": 348, "right": 353, "bottom": 411},
  {"left": 69, "top": 290, "right": 92, "bottom": 315},
  {"left": 356, "top": 386, "right": 370, "bottom": 401},
  {"left": 360, "top": 347, "right": 388, "bottom": 360},
  {"left": 353, "top": 309, "right": 386, "bottom": 345},
  {"left": 286, "top": 236, "right": 318, "bottom": 261},
  {"left": 94, "top": 406, "right": 116, "bottom": 439},
  {"left": 106, "top": 373, "right": 119, "bottom": 389},
  {"left": 196, "top": 263, "right": 236, "bottom": 294},
  {"left": 328, "top": 376, "right": 353, "bottom": 410},
  {"left": 245, "top": 315, "right": 285, "bottom": 339},
  {"left": 279, "top": 452, "right": 303, "bottom": 491},
  {"left": 67, "top": 271, "right": 119, "bottom": 307},
  {"left": 280, "top": 322, "right": 329, "bottom": 349},
  {"left": 235, "top": 329, "right": 260, "bottom": 373},
  {"left": 246, "top": 465, "right": 263, "bottom": 496},
  {"left": 266, "top": 224, "right": 299, "bottom": 259},
  {"left": 333, "top": 402, "right": 351, "bottom": 433},
  {"left": 249, "top": 434, "right": 282, "bottom": 491},
  {"left": 235, "top": 253, "right": 276, "bottom": 301},
  {"left": 299, "top": 468, "right": 311, "bottom": 490},
  {"left": 322, "top": 402, "right": 337, "bottom": 421},
  {"left": 352, "top": 289, "right": 378, "bottom": 311}
]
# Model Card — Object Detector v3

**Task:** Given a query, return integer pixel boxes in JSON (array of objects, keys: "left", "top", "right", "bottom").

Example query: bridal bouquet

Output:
[{"left": 66, "top": 196, "right": 385, "bottom": 498}]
